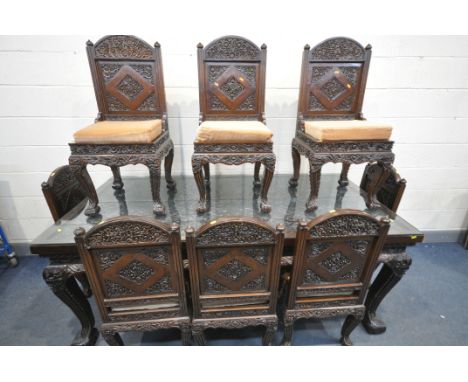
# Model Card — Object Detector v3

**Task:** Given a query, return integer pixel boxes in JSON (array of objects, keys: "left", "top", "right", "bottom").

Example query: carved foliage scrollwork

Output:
[
  {"left": 192, "top": 153, "right": 275, "bottom": 172},
  {"left": 86, "top": 222, "right": 169, "bottom": 247},
  {"left": 94, "top": 36, "right": 154, "bottom": 59},
  {"left": 196, "top": 222, "right": 275, "bottom": 246},
  {"left": 310, "top": 38, "right": 365, "bottom": 61},
  {"left": 205, "top": 37, "right": 260, "bottom": 61},
  {"left": 310, "top": 215, "right": 380, "bottom": 238}
]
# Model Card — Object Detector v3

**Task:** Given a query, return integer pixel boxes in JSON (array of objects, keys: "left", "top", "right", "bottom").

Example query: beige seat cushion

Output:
[
  {"left": 73, "top": 119, "right": 162, "bottom": 144},
  {"left": 195, "top": 120, "right": 273, "bottom": 144},
  {"left": 304, "top": 120, "right": 392, "bottom": 142}
]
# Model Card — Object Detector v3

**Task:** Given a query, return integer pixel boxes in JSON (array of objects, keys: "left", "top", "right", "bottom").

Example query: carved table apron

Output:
[{"left": 31, "top": 174, "right": 423, "bottom": 345}]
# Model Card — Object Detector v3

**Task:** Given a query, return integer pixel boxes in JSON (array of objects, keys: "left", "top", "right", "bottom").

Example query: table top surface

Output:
[{"left": 31, "top": 173, "right": 423, "bottom": 255}]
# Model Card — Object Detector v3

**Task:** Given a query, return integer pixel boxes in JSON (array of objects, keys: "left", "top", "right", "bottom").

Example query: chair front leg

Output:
[
  {"left": 306, "top": 160, "right": 322, "bottom": 212},
  {"left": 69, "top": 162, "right": 100, "bottom": 216},
  {"left": 289, "top": 143, "right": 301, "bottom": 187},
  {"left": 192, "top": 328, "right": 206, "bottom": 346},
  {"left": 253, "top": 162, "right": 262, "bottom": 187},
  {"left": 111, "top": 166, "right": 124, "bottom": 190},
  {"left": 181, "top": 325, "right": 191, "bottom": 346},
  {"left": 260, "top": 160, "right": 275, "bottom": 213},
  {"left": 164, "top": 145, "right": 176, "bottom": 190},
  {"left": 101, "top": 330, "right": 124, "bottom": 346},
  {"left": 203, "top": 163, "right": 210, "bottom": 188},
  {"left": 338, "top": 162, "right": 350, "bottom": 186},
  {"left": 147, "top": 162, "right": 165, "bottom": 215},
  {"left": 193, "top": 157, "right": 207, "bottom": 213},
  {"left": 281, "top": 320, "right": 294, "bottom": 346},
  {"left": 340, "top": 314, "right": 362, "bottom": 346},
  {"left": 262, "top": 324, "right": 277, "bottom": 346}
]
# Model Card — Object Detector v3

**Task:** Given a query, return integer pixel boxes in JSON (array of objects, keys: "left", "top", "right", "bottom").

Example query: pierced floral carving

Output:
[
  {"left": 193, "top": 142, "right": 272, "bottom": 153},
  {"left": 94, "top": 36, "right": 153, "bottom": 59},
  {"left": 310, "top": 215, "right": 380, "bottom": 237},
  {"left": 205, "top": 37, "right": 260, "bottom": 61},
  {"left": 220, "top": 77, "right": 245, "bottom": 100},
  {"left": 117, "top": 75, "right": 144, "bottom": 100},
  {"left": 218, "top": 259, "right": 251, "bottom": 281},
  {"left": 240, "top": 274, "right": 266, "bottom": 290},
  {"left": 310, "top": 38, "right": 365, "bottom": 61},
  {"left": 104, "top": 279, "right": 134, "bottom": 298},
  {"left": 320, "top": 252, "right": 351, "bottom": 273},
  {"left": 86, "top": 222, "right": 169, "bottom": 247},
  {"left": 196, "top": 222, "right": 275, "bottom": 246},
  {"left": 118, "top": 260, "right": 154, "bottom": 284}
]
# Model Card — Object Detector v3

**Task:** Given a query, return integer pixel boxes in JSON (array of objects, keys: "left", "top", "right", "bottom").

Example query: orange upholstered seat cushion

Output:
[
  {"left": 304, "top": 120, "right": 392, "bottom": 142},
  {"left": 73, "top": 119, "right": 162, "bottom": 144},
  {"left": 194, "top": 121, "right": 273, "bottom": 144}
]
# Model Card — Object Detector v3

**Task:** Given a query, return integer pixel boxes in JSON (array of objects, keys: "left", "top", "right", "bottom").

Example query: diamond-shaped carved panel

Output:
[
  {"left": 101, "top": 252, "right": 170, "bottom": 295},
  {"left": 303, "top": 242, "right": 365, "bottom": 283},
  {"left": 319, "top": 252, "right": 351, "bottom": 274},
  {"left": 218, "top": 259, "right": 252, "bottom": 281},
  {"left": 118, "top": 260, "right": 154, "bottom": 284},
  {"left": 106, "top": 65, "right": 154, "bottom": 111},
  {"left": 209, "top": 66, "right": 255, "bottom": 110},
  {"left": 202, "top": 248, "right": 267, "bottom": 292},
  {"left": 310, "top": 67, "right": 355, "bottom": 110}
]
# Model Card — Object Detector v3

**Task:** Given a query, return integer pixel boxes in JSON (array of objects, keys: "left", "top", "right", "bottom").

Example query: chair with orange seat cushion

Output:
[
  {"left": 69, "top": 35, "right": 175, "bottom": 216},
  {"left": 289, "top": 37, "right": 395, "bottom": 211},
  {"left": 192, "top": 36, "right": 275, "bottom": 213}
]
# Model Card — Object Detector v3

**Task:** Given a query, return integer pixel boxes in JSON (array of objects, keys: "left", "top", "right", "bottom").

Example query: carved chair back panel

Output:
[
  {"left": 198, "top": 36, "right": 266, "bottom": 121},
  {"left": 289, "top": 211, "right": 389, "bottom": 308},
  {"left": 42, "top": 165, "right": 87, "bottom": 221},
  {"left": 187, "top": 218, "right": 283, "bottom": 317},
  {"left": 76, "top": 217, "right": 187, "bottom": 321},
  {"left": 87, "top": 35, "right": 166, "bottom": 121},
  {"left": 299, "top": 37, "right": 370, "bottom": 121},
  {"left": 360, "top": 163, "right": 406, "bottom": 212}
]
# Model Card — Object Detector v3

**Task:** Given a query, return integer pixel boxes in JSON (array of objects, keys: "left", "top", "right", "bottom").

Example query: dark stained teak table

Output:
[{"left": 30, "top": 173, "right": 423, "bottom": 345}]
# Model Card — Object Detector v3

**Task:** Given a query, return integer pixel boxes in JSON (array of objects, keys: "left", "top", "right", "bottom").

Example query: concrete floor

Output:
[{"left": 0, "top": 243, "right": 467, "bottom": 346}]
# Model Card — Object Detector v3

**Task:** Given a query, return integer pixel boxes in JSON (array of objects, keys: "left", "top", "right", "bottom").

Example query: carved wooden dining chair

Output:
[
  {"left": 282, "top": 210, "right": 390, "bottom": 346},
  {"left": 186, "top": 217, "right": 284, "bottom": 345},
  {"left": 69, "top": 35, "right": 175, "bottom": 217},
  {"left": 192, "top": 36, "right": 275, "bottom": 213},
  {"left": 360, "top": 163, "right": 406, "bottom": 212},
  {"left": 289, "top": 37, "right": 395, "bottom": 212},
  {"left": 42, "top": 164, "right": 90, "bottom": 295},
  {"left": 74, "top": 216, "right": 190, "bottom": 345}
]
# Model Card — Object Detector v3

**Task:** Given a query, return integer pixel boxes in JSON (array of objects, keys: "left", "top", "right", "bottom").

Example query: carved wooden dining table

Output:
[{"left": 30, "top": 173, "right": 423, "bottom": 345}]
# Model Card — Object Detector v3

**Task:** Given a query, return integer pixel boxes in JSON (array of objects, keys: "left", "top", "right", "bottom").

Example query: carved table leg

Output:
[
  {"left": 101, "top": 330, "right": 124, "bottom": 346},
  {"left": 260, "top": 162, "right": 274, "bottom": 213},
  {"left": 338, "top": 162, "right": 350, "bottom": 186},
  {"left": 74, "top": 271, "right": 92, "bottom": 298},
  {"left": 262, "top": 323, "right": 277, "bottom": 346},
  {"left": 192, "top": 328, "right": 206, "bottom": 345},
  {"left": 363, "top": 249, "right": 412, "bottom": 334},
  {"left": 203, "top": 163, "right": 210, "bottom": 188},
  {"left": 43, "top": 265, "right": 98, "bottom": 346},
  {"left": 111, "top": 166, "right": 124, "bottom": 190},
  {"left": 253, "top": 162, "right": 262, "bottom": 187},
  {"left": 148, "top": 161, "right": 165, "bottom": 215},
  {"left": 306, "top": 161, "right": 322, "bottom": 212},
  {"left": 164, "top": 146, "right": 176, "bottom": 190},
  {"left": 69, "top": 162, "right": 100, "bottom": 216},
  {"left": 340, "top": 314, "right": 362, "bottom": 346},
  {"left": 281, "top": 320, "right": 294, "bottom": 346},
  {"left": 289, "top": 144, "right": 301, "bottom": 188},
  {"left": 193, "top": 160, "right": 207, "bottom": 213}
]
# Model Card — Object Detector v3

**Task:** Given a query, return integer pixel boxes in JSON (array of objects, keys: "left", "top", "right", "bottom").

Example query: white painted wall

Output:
[{"left": 0, "top": 35, "right": 467, "bottom": 242}]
